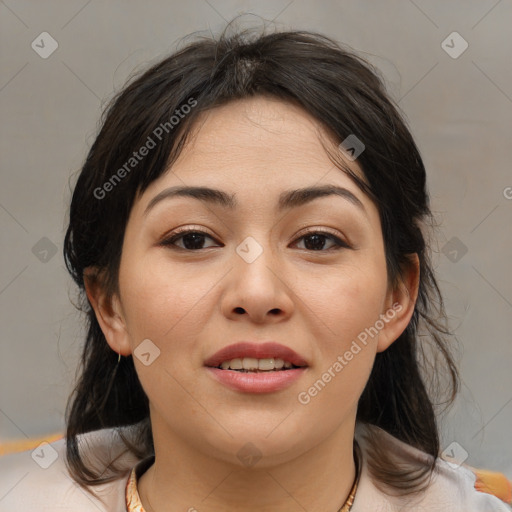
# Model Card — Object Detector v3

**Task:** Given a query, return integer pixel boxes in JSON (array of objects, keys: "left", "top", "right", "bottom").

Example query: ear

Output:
[
  {"left": 376, "top": 253, "right": 420, "bottom": 353},
  {"left": 83, "top": 267, "right": 132, "bottom": 356}
]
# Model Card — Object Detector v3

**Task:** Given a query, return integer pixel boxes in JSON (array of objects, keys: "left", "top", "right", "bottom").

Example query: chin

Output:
[{"left": 200, "top": 427, "right": 309, "bottom": 468}]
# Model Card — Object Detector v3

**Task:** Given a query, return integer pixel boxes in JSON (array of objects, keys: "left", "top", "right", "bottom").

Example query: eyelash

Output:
[{"left": 159, "top": 227, "right": 350, "bottom": 252}]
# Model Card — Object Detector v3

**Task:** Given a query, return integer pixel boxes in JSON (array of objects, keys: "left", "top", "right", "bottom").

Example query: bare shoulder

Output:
[{"left": 0, "top": 428, "right": 139, "bottom": 512}]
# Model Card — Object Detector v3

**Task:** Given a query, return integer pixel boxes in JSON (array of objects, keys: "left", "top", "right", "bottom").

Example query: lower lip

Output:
[{"left": 205, "top": 367, "right": 307, "bottom": 393}]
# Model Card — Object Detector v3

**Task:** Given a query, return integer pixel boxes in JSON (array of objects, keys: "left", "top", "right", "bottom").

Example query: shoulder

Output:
[
  {"left": 353, "top": 423, "right": 511, "bottom": 511},
  {"left": 0, "top": 426, "right": 142, "bottom": 512}
]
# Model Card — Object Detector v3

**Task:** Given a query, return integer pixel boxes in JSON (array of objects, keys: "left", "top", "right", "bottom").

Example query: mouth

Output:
[
  {"left": 203, "top": 341, "right": 309, "bottom": 370},
  {"left": 203, "top": 342, "right": 308, "bottom": 393}
]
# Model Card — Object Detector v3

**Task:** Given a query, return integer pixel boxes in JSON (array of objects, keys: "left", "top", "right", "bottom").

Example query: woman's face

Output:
[{"left": 100, "top": 96, "right": 415, "bottom": 466}]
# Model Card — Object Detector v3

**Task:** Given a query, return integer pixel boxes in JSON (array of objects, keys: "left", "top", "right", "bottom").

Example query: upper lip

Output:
[{"left": 204, "top": 342, "right": 308, "bottom": 368}]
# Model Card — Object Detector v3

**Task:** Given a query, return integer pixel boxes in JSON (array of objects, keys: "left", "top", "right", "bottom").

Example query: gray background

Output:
[{"left": 0, "top": 0, "right": 511, "bottom": 477}]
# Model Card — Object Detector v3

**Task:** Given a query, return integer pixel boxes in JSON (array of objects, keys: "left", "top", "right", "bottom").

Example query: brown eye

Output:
[
  {"left": 160, "top": 229, "right": 221, "bottom": 251},
  {"left": 293, "top": 230, "right": 350, "bottom": 251}
]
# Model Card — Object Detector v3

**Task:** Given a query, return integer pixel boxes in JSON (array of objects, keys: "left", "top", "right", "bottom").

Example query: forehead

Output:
[
  {"left": 133, "top": 96, "right": 374, "bottom": 220},
  {"left": 176, "top": 95, "right": 345, "bottom": 170}
]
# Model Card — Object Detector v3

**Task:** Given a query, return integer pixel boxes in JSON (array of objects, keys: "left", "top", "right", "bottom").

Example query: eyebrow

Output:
[{"left": 143, "top": 184, "right": 367, "bottom": 217}]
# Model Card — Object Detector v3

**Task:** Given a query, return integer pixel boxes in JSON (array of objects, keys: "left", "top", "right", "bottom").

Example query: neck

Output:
[{"left": 137, "top": 412, "right": 358, "bottom": 512}]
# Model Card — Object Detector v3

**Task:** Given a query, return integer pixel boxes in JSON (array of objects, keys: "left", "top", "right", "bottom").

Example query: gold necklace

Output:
[
  {"left": 133, "top": 440, "right": 361, "bottom": 512},
  {"left": 336, "top": 439, "right": 361, "bottom": 512}
]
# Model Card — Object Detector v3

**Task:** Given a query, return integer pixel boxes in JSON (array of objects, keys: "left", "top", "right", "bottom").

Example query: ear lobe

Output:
[
  {"left": 83, "top": 267, "right": 132, "bottom": 356},
  {"left": 376, "top": 253, "right": 420, "bottom": 353}
]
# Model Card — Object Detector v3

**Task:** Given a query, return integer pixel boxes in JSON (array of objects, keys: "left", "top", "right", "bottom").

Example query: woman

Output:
[{"left": 1, "top": 23, "right": 509, "bottom": 512}]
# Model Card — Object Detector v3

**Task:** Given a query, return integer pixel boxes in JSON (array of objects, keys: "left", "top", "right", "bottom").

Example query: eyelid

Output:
[
  {"left": 159, "top": 225, "right": 218, "bottom": 243},
  {"left": 295, "top": 226, "right": 346, "bottom": 241}
]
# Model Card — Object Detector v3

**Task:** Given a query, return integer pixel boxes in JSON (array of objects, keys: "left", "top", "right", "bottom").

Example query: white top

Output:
[{"left": 0, "top": 422, "right": 509, "bottom": 511}]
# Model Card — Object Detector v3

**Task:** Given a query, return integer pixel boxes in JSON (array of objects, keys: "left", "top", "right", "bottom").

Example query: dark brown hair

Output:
[{"left": 63, "top": 19, "right": 460, "bottom": 500}]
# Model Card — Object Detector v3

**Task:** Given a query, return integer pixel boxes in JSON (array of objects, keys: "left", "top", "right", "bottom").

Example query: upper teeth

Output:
[{"left": 220, "top": 357, "right": 293, "bottom": 370}]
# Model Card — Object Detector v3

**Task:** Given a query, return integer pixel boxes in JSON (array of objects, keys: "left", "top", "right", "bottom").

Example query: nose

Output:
[{"left": 220, "top": 242, "right": 294, "bottom": 324}]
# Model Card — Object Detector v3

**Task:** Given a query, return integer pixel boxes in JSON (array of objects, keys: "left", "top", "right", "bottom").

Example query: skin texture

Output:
[{"left": 85, "top": 96, "right": 420, "bottom": 512}]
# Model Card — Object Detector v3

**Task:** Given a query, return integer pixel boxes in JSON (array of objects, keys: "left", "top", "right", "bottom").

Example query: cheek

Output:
[
  {"left": 294, "top": 251, "right": 387, "bottom": 417},
  {"left": 118, "top": 252, "right": 223, "bottom": 348},
  {"left": 295, "top": 265, "right": 383, "bottom": 418},
  {"left": 300, "top": 258, "right": 388, "bottom": 350},
  {"left": 117, "top": 254, "right": 216, "bottom": 408}
]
